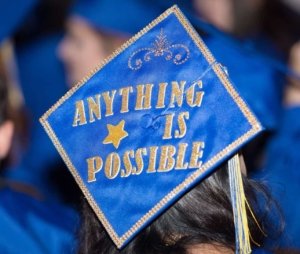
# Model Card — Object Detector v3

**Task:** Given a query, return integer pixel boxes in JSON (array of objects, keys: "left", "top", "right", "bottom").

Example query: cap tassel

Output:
[{"left": 228, "top": 154, "right": 251, "bottom": 254}]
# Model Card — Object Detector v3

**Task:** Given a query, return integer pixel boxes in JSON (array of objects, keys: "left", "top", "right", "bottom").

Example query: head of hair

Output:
[{"left": 78, "top": 162, "right": 282, "bottom": 254}]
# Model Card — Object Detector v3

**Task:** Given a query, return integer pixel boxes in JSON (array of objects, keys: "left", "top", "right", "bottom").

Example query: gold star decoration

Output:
[{"left": 103, "top": 120, "right": 128, "bottom": 149}]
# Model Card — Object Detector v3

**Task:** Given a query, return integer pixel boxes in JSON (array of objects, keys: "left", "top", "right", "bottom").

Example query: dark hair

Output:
[
  {"left": 261, "top": 0, "right": 300, "bottom": 56},
  {"left": 78, "top": 162, "right": 282, "bottom": 254},
  {"left": 0, "top": 77, "right": 9, "bottom": 125},
  {"left": 0, "top": 70, "right": 28, "bottom": 171}
]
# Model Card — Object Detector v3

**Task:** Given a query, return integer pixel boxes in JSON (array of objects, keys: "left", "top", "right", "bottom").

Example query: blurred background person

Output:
[
  {"left": 58, "top": 0, "right": 165, "bottom": 86},
  {"left": 0, "top": 0, "right": 79, "bottom": 252},
  {"left": 0, "top": 58, "right": 77, "bottom": 253},
  {"left": 2, "top": 0, "right": 82, "bottom": 204},
  {"left": 0, "top": 46, "right": 77, "bottom": 254},
  {"left": 253, "top": 41, "right": 300, "bottom": 253}
]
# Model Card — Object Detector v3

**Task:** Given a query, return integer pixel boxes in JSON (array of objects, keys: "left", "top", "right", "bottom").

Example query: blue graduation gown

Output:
[{"left": 0, "top": 186, "right": 78, "bottom": 253}]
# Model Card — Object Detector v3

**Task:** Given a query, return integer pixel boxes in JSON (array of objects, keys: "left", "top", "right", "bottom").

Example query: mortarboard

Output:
[
  {"left": 15, "top": 34, "right": 67, "bottom": 119},
  {"left": 41, "top": 6, "right": 263, "bottom": 252},
  {"left": 71, "top": 0, "right": 164, "bottom": 36}
]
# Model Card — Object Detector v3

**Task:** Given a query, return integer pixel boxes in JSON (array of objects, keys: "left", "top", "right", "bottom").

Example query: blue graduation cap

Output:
[
  {"left": 16, "top": 34, "right": 67, "bottom": 120},
  {"left": 71, "top": 0, "right": 164, "bottom": 35},
  {"left": 0, "top": 0, "right": 37, "bottom": 43},
  {"left": 41, "top": 6, "right": 263, "bottom": 250},
  {"left": 203, "top": 37, "right": 283, "bottom": 131}
]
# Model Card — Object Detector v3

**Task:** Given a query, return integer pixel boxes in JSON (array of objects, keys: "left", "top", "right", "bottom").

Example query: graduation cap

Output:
[
  {"left": 71, "top": 0, "right": 164, "bottom": 36},
  {"left": 41, "top": 6, "right": 263, "bottom": 252}
]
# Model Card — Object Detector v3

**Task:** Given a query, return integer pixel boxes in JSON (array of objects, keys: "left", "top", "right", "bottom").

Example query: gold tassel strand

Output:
[{"left": 228, "top": 154, "right": 251, "bottom": 254}]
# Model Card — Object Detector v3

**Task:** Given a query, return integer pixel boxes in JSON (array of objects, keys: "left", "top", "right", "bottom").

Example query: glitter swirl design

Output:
[{"left": 128, "top": 29, "right": 190, "bottom": 70}]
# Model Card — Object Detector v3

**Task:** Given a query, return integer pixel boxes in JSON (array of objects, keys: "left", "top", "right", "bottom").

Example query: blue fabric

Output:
[
  {"left": 0, "top": 187, "right": 78, "bottom": 253},
  {"left": 252, "top": 249, "right": 273, "bottom": 254},
  {"left": 71, "top": 0, "right": 195, "bottom": 36},
  {"left": 203, "top": 35, "right": 283, "bottom": 131},
  {"left": 72, "top": 0, "right": 164, "bottom": 36},
  {"left": 4, "top": 34, "right": 68, "bottom": 199},
  {"left": 15, "top": 34, "right": 68, "bottom": 121},
  {"left": 0, "top": 0, "right": 37, "bottom": 43},
  {"left": 252, "top": 107, "right": 300, "bottom": 249},
  {"left": 41, "top": 7, "right": 263, "bottom": 248},
  {"left": 177, "top": 12, "right": 284, "bottom": 130}
]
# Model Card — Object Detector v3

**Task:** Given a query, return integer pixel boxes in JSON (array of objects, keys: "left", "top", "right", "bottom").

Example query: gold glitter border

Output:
[{"left": 40, "top": 5, "right": 262, "bottom": 249}]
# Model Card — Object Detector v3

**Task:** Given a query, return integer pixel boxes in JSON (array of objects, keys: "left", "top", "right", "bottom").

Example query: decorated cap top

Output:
[{"left": 40, "top": 6, "right": 262, "bottom": 249}]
